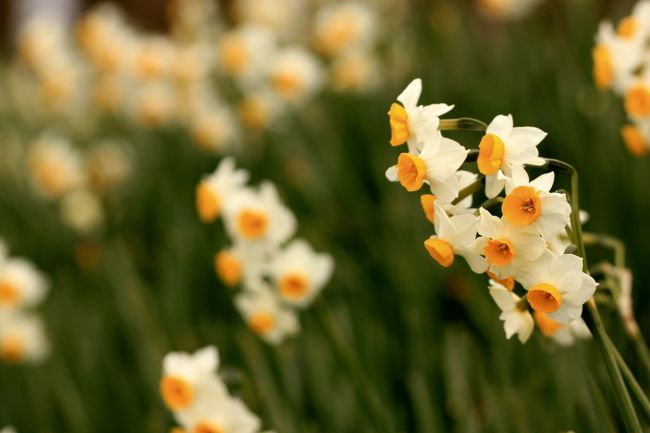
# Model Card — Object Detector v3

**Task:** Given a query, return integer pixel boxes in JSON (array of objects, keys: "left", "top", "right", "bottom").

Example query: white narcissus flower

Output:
[
  {"left": 387, "top": 78, "right": 454, "bottom": 154},
  {"left": 475, "top": 208, "right": 546, "bottom": 278},
  {"left": 0, "top": 258, "right": 48, "bottom": 311},
  {"left": 234, "top": 0, "right": 304, "bottom": 35},
  {"left": 223, "top": 182, "right": 296, "bottom": 247},
  {"left": 385, "top": 126, "right": 468, "bottom": 201},
  {"left": 27, "top": 136, "right": 85, "bottom": 200},
  {"left": 423, "top": 204, "right": 487, "bottom": 273},
  {"left": 217, "top": 25, "right": 277, "bottom": 84},
  {"left": 621, "top": 120, "right": 650, "bottom": 157},
  {"left": 534, "top": 312, "right": 591, "bottom": 346},
  {"left": 517, "top": 251, "right": 597, "bottom": 324},
  {"left": 502, "top": 170, "right": 571, "bottom": 240},
  {"left": 330, "top": 50, "right": 380, "bottom": 92},
  {"left": 175, "top": 395, "right": 261, "bottom": 433},
  {"left": 187, "top": 102, "right": 238, "bottom": 154},
  {"left": 160, "top": 346, "right": 228, "bottom": 413},
  {"left": 0, "top": 312, "right": 49, "bottom": 364},
  {"left": 313, "top": 2, "right": 376, "bottom": 57},
  {"left": 213, "top": 243, "right": 267, "bottom": 289},
  {"left": 593, "top": 21, "right": 645, "bottom": 93},
  {"left": 477, "top": 114, "right": 546, "bottom": 198},
  {"left": 269, "top": 239, "right": 334, "bottom": 308},
  {"left": 268, "top": 47, "right": 323, "bottom": 103},
  {"left": 488, "top": 280, "right": 534, "bottom": 343},
  {"left": 419, "top": 170, "right": 478, "bottom": 225},
  {"left": 59, "top": 189, "right": 104, "bottom": 233},
  {"left": 235, "top": 285, "right": 299, "bottom": 345},
  {"left": 195, "top": 158, "right": 250, "bottom": 223},
  {"left": 130, "top": 36, "right": 174, "bottom": 82}
]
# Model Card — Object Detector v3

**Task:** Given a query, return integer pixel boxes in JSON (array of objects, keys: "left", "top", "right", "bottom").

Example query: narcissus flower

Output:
[
  {"left": 214, "top": 244, "right": 266, "bottom": 289},
  {"left": 0, "top": 312, "right": 49, "bottom": 364},
  {"left": 424, "top": 205, "right": 487, "bottom": 273},
  {"left": 160, "top": 346, "right": 228, "bottom": 412},
  {"left": 235, "top": 285, "right": 299, "bottom": 345},
  {"left": 488, "top": 280, "right": 534, "bottom": 343},
  {"left": 269, "top": 239, "right": 334, "bottom": 307},
  {"left": 217, "top": 26, "right": 276, "bottom": 83},
  {"left": 621, "top": 122, "right": 650, "bottom": 156},
  {"left": 385, "top": 128, "right": 468, "bottom": 201},
  {"left": 477, "top": 115, "right": 545, "bottom": 198},
  {"left": 517, "top": 251, "right": 597, "bottom": 323},
  {"left": 534, "top": 312, "right": 591, "bottom": 346},
  {"left": 223, "top": 182, "right": 296, "bottom": 246},
  {"left": 0, "top": 258, "right": 48, "bottom": 311},
  {"left": 502, "top": 171, "right": 571, "bottom": 239},
  {"left": 59, "top": 189, "right": 104, "bottom": 233},
  {"left": 388, "top": 79, "right": 454, "bottom": 153},
  {"left": 27, "top": 136, "right": 85, "bottom": 200},
  {"left": 196, "top": 158, "right": 250, "bottom": 223},
  {"left": 593, "top": 21, "right": 645, "bottom": 92},
  {"left": 175, "top": 396, "right": 261, "bottom": 433},
  {"left": 475, "top": 208, "right": 546, "bottom": 278},
  {"left": 268, "top": 47, "right": 323, "bottom": 103},
  {"left": 313, "top": 2, "right": 376, "bottom": 57}
]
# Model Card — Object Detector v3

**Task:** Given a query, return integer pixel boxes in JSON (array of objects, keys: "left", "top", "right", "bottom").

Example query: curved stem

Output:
[
  {"left": 439, "top": 118, "right": 488, "bottom": 132},
  {"left": 613, "top": 341, "right": 650, "bottom": 423}
]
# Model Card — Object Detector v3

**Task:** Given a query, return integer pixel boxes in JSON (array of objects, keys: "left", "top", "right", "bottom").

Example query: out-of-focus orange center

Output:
[
  {"left": 214, "top": 251, "right": 242, "bottom": 287},
  {"left": 195, "top": 182, "right": 221, "bottom": 223},
  {"left": 279, "top": 273, "right": 310, "bottom": 300},
  {"left": 160, "top": 375, "right": 195, "bottom": 411},
  {"left": 534, "top": 311, "right": 563, "bottom": 336},
  {"left": 236, "top": 209, "right": 268, "bottom": 240},
  {"left": 424, "top": 238, "right": 455, "bottom": 268}
]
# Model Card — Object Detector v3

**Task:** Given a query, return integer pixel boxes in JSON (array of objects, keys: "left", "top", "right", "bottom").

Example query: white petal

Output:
[
  {"left": 396, "top": 78, "right": 422, "bottom": 108},
  {"left": 385, "top": 165, "right": 397, "bottom": 182},
  {"left": 489, "top": 284, "right": 516, "bottom": 311},
  {"left": 486, "top": 114, "right": 513, "bottom": 139}
]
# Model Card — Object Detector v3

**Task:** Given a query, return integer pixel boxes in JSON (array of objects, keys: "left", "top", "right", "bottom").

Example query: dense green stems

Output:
[
  {"left": 316, "top": 305, "right": 395, "bottom": 433},
  {"left": 612, "top": 342, "right": 650, "bottom": 423},
  {"left": 439, "top": 118, "right": 488, "bottom": 132}
]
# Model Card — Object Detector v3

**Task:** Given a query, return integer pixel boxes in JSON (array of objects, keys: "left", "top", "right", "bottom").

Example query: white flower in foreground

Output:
[
  {"left": 268, "top": 47, "right": 323, "bottom": 103},
  {"left": 0, "top": 258, "right": 48, "bottom": 311},
  {"left": 269, "top": 239, "right": 334, "bottom": 307},
  {"left": 477, "top": 114, "right": 546, "bottom": 198},
  {"left": 0, "top": 312, "right": 49, "bottom": 364},
  {"left": 195, "top": 158, "right": 250, "bottom": 223},
  {"left": 423, "top": 204, "right": 487, "bottom": 273},
  {"left": 502, "top": 170, "right": 571, "bottom": 239},
  {"left": 223, "top": 182, "right": 296, "bottom": 247},
  {"left": 517, "top": 251, "right": 597, "bottom": 324},
  {"left": 534, "top": 312, "right": 591, "bottom": 346},
  {"left": 160, "top": 346, "right": 228, "bottom": 412},
  {"left": 385, "top": 126, "right": 468, "bottom": 201},
  {"left": 235, "top": 285, "right": 299, "bottom": 345},
  {"left": 475, "top": 208, "right": 545, "bottom": 278},
  {"left": 419, "top": 170, "right": 478, "bottom": 225},
  {"left": 489, "top": 280, "right": 534, "bottom": 343},
  {"left": 388, "top": 78, "right": 454, "bottom": 153},
  {"left": 176, "top": 395, "right": 261, "bottom": 433}
]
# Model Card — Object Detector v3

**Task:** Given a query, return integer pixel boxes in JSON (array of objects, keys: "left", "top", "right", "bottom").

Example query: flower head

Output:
[
  {"left": 489, "top": 280, "right": 534, "bottom": 343},
  {"left": 196, "top": 158, "right": 250, "bottom": 223},
  {"left": 235, "top": 285, "right": 299, "bottom": 345}
]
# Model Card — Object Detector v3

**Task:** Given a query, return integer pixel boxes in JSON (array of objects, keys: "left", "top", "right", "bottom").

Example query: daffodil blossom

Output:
[
  {"left": 388, "top": 78, "right": 454, "bottom": 154},
  {"left": 534, "top": 312, "right": 591, "bottom": 346},
  {"left": 175, "top": 394, "right": 261, "bottom": 433},
  {"left": 195, "top": 157, "right": 250, "bottom": 223},
  {"left": 477, "top": 114, "right": 546, "bottom": 198},
  {"left": 0, "top": 258, "right": 49, "bottom": 311},
  {"left": 475, "top": 208, "right": 546, "bottom": 278},
  {"left": 423, "top": 204, "right": 487, "bottom": 273},
  {"left": 502, "top": 170, "right": 571, "bottom": 240},
  {"left": 268, "top": 239, "right": 334, "bottom": 308},
  {"left": 488, "top": 280, "right": 534, "bottom": 343},
  {"left": 517, "top": 251, "right": 597, "bottom": 324},
  {"left": 419, "top": 170, "right": 478, "bottom": 225},
  {"left": 385, "top": 126, "right": 468, "bottom": 201}
]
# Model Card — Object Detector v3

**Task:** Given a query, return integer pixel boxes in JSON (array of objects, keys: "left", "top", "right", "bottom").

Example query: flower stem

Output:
[
  {"left": 451, "top": 175, "right": 484, "bottom": 205},
  {"left": 612, "top": 341, "right": 650, "bottom": 423},
  {"left": 551, "top": 160, "right": 643, "bottom": 432},
  {"left": 439, "top": 117, "right": 488, "bottom": 132}
]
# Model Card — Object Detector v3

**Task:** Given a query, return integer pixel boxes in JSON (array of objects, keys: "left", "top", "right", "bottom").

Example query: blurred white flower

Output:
[
  {"left": 196, "top": 158, "right": 250, "bottom": 223},
  {"left": 59, "top": 189, "right": 104, "bottom": 233},
  {"left": 313, "top": 2, "right": 376, "bottom": 57},
  {"left": 27, "top": 135, "right": 85, "bottom": 200},
  {"left": 268, "top": 47, "right": 323, "bottom": 103},
  {"left": 0, "top": 312, "right": 49, "bottom": 364},
  {"left": 235, "top": 285, "right": 299, "bottom": 345},
  {"left": 0, "top": 258, "right": 48, "bottom": 311}
]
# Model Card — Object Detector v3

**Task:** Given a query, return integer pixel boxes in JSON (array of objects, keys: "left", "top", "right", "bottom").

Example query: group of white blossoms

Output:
[
  {"left": 593, "top": 0, "right": 650, "bottom": 157},
  {"left": 0, "top": 238, "right": 49, "bottom": 364},
  {"left": 387, "top": 78, "right": 596, "bottom": 345},
  {"left": 160, "top": 346, "right": 273, "bottom": 433},
  {"left": 196, "top": 158, "right": 334, "bottom": 345}
]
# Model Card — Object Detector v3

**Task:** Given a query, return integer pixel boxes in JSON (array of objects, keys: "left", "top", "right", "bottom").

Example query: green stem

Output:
[
  {"left": 451, "top": 175, "right": 484, "bottom": 205},
  {"left": 317, "top": 305, "right": 395, "bottom": 433},
  {"left": 612, "top": 341, "right": 650, "bottom": 423},
  {"left": 438, "top": 117, "right": 488, "bottom": 132},
  {"left": 556, "top": 159, "right": 642, "bottom": 431}
]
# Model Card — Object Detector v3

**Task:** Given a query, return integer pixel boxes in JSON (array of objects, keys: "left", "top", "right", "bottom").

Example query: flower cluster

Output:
[
  {"left": 196, "top": 158, "right": 334, "bottom": 345},
  {"left": 0, "top": 238, "right": 49, "bottom": 364},
  {"left": 160, "top": 346, "right": 273, "bottom": 433},
  {"left": 8, "top": 0, "right": 383, "bottom": 154},
  {"left": 25, "top": 133, "right": 131, "bottom": 234},
  {"left": 592, "top": 0, "right": 650, "bottom": 156},
  {"left": 386, "top": 78, "right": 596, "bottom": 344}
]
